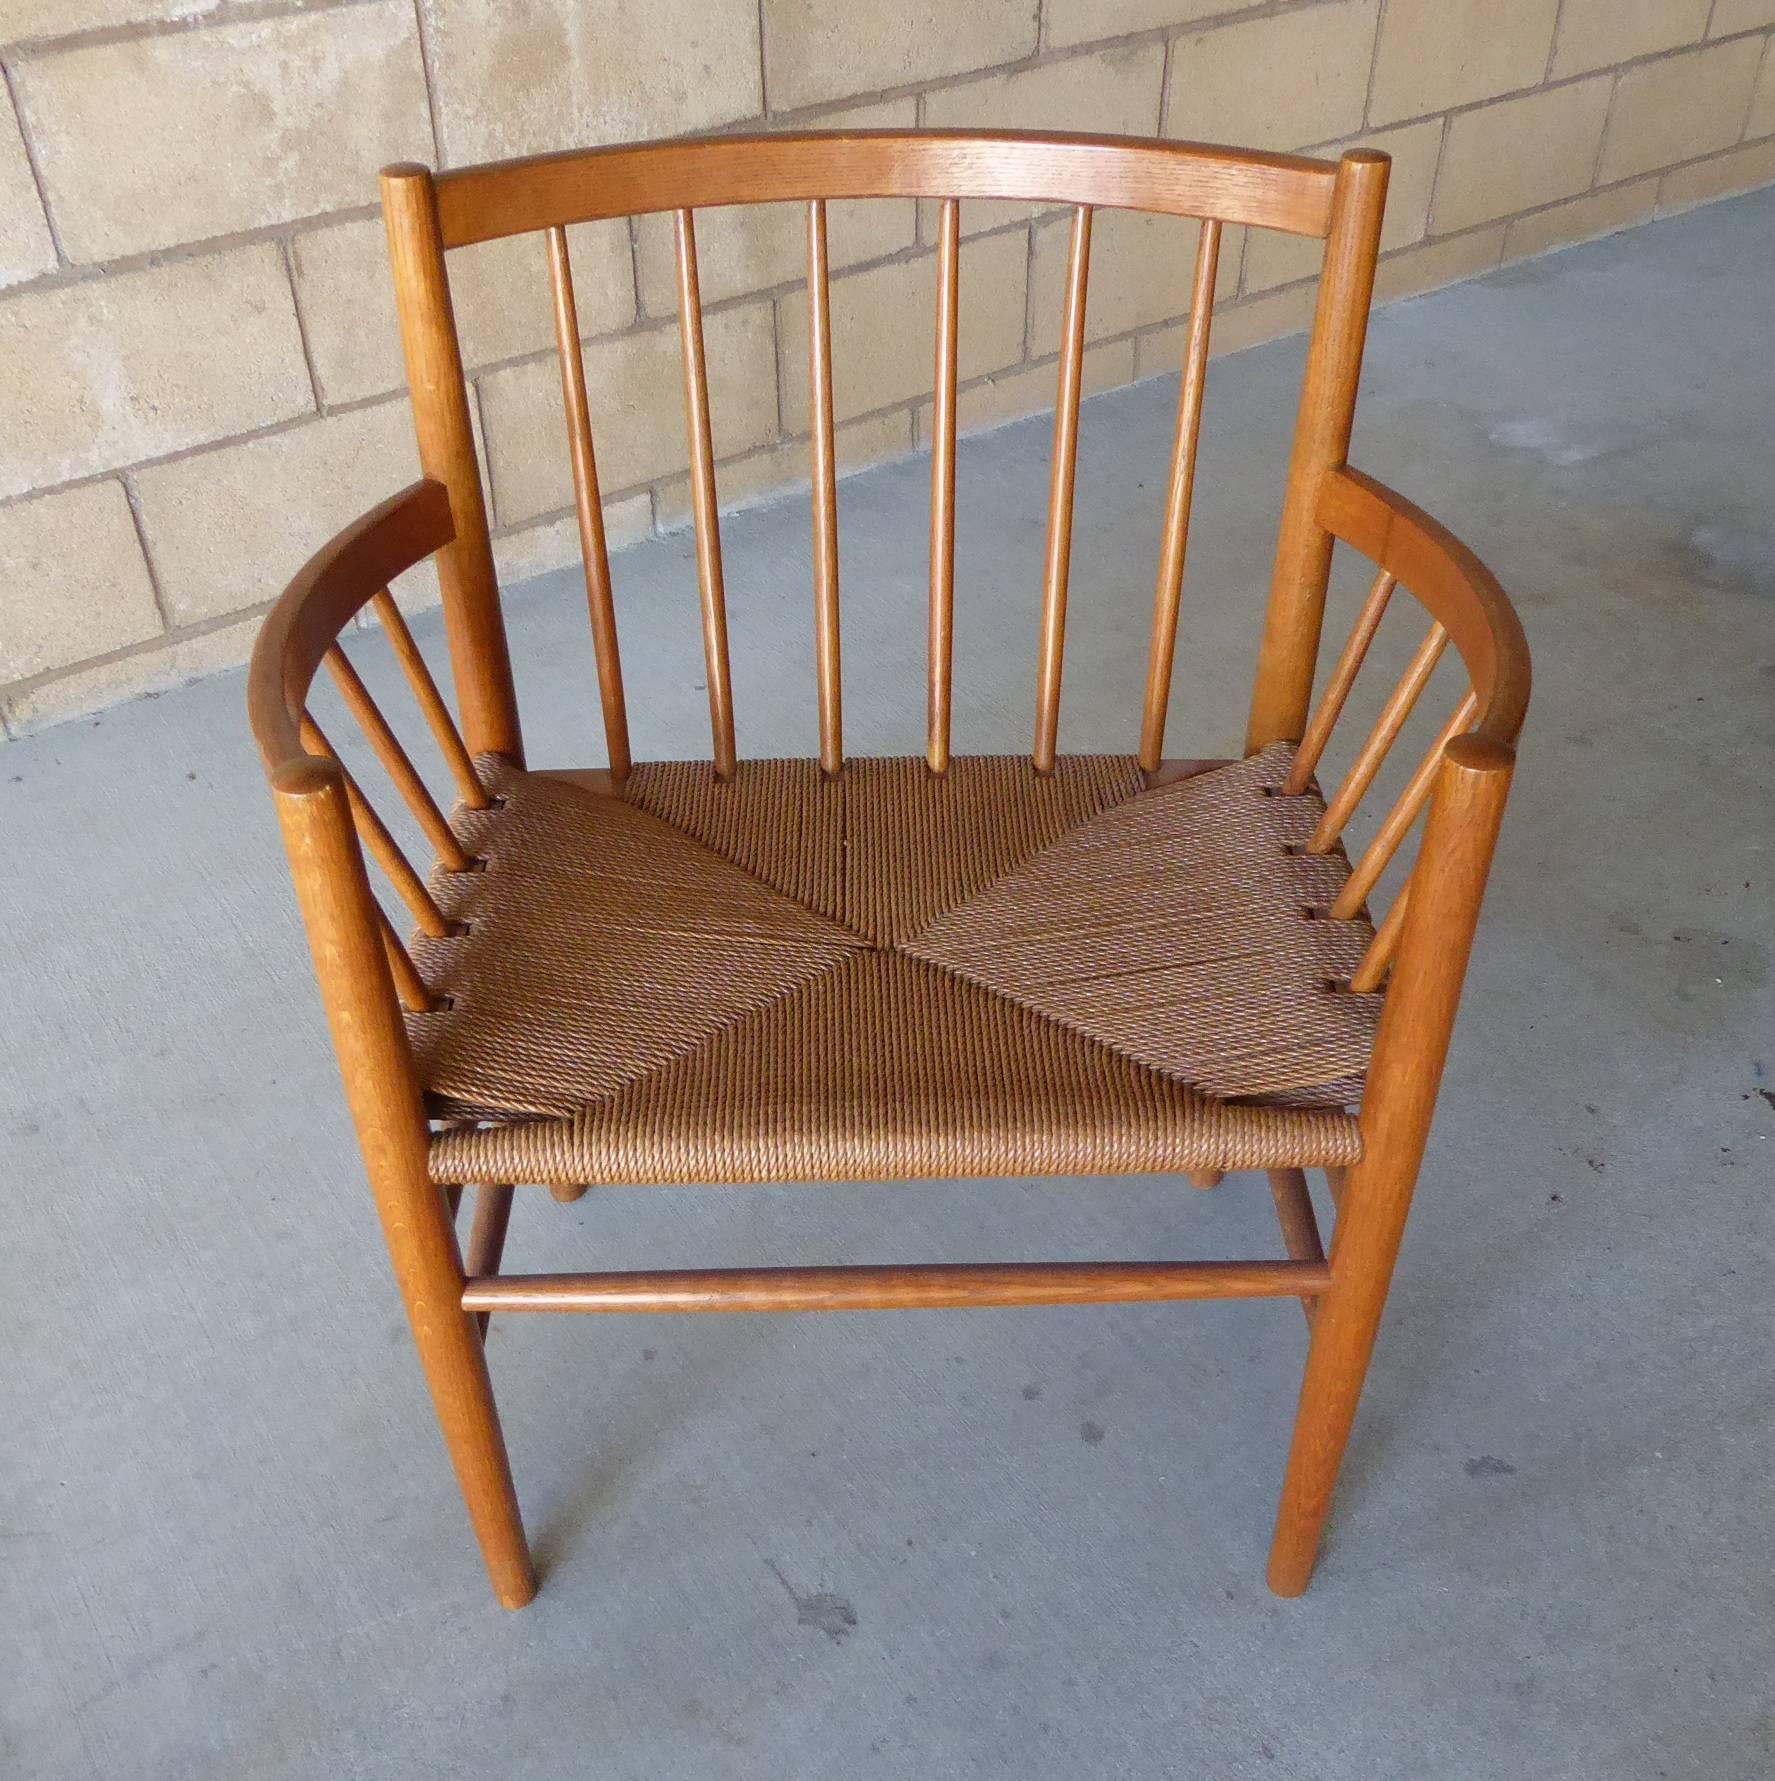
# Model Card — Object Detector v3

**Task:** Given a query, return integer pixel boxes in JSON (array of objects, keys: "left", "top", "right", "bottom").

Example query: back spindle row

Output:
[{"left": 536, "top": 198, "right": 1228, "bottom": 780}]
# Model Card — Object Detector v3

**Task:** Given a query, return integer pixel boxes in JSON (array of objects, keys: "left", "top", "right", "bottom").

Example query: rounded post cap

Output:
[
  {"left": 380, "top": 161, "right": 434, "bottom": 184},
  {"left": 270, "top": 754, "right": 348, "bottom": 801},
  {"left": 1339, "top": 148, "right": 1392, "bottom": 170},
  {"left": 1442, "top": 734, "right": 1515, "bottom": 775}
]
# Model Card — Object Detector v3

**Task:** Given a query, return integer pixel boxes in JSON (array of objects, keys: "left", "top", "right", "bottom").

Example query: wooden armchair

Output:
[{"left": 247, "top": 130, "right": 1530, "bottom": 1609}]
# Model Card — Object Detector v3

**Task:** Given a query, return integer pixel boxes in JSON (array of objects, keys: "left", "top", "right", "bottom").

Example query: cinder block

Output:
[
  {"left": 133, "top": 403, "right": 425, "bottom": 627},
  {"left": 1165, "top": 1, "right": 1380, "bottom": 152},
  {"left": 1598, "top": 36, "right": 1767, "bottom": 183},
  {"left": 2, "top": 615, "right": 258, "bottom": 735},
  {"left": 1370, "top": 0, "right": 1560, "bottom": 126},
  {"left": 420, "top": 0, "right": 761, "bottom": 164},
  {"left": 1503, "top": 179, "right": 1659, "bottom": 259},
  {"left": 0, "top": 79, "right": 54, "bottom": 290},
  {"left": 0, "top": 479, "right": 161, "bottom": 681},
  {"left": 0, "top": 246, "right": 312, "bottom": 500},
  {"left": 1432, "top": 78, "right": 1613, "bottom": 234},
  {"left": 1550, "top": 0, "right": 1712, "bottom": 79},
  {"left": 1373, "top": 225, "right": 1506, "bottom": 305},
  {"left": 12, "top": 4, "right": 431, "bottom": 262},
  {"left": 1045, "top": 0, "right": 1245, "bottom": 52},
  {"left": 760, "top": 0, "right": 1037, "bottom": 112},
  {"left": 1658, "top": 138, "right": 1775, "bottom": 211}
]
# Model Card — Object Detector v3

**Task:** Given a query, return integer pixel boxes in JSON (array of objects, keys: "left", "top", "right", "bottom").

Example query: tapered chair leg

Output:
[
  {"left": 1266, "top": 1154, "right": 1411, "bottom": 1595},
  {"left": 400, "top": 1241, "right": 537, "bottom": 1609},
  {"left": 274, "top": 758, "right": 536, "bottom": 1609},
  {"left": 372, "top": 1160, "right": 530, "bottom": 1605},
  {"left": 1267, "top": 738, "right": 1513, "bottom": 1595}
]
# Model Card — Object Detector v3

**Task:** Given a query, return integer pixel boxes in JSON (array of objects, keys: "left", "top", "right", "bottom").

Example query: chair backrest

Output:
[
  {"left": 376, "top": 129, "right": 1400, "bottom": 781},
  {"left": 249, "top": 129, "right": 1528, "bottom": 1023}
]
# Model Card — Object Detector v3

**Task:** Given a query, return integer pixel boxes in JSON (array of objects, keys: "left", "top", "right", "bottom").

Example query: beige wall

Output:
[{"left": 1, "top": 0, "right": 1772, "bottom": 734}]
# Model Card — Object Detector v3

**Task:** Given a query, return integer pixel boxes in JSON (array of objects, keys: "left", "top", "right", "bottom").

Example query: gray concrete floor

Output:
[{"left": 5, "top": 189, "right": 1773, "bottom": 1780}]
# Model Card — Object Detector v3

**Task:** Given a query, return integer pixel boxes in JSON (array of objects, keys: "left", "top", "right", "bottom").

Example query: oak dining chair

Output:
[{"left": 247, "top": 129, "right": 1530, "bottom": 1609}]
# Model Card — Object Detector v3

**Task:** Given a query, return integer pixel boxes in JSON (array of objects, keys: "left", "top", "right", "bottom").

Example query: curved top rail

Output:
[
  {"left": 423, "top": 130, "right": 1344, "bottom": 250},
  {"left": 1316, "top": 466, "right": 1531, "bottom": 749},
  {"left": 248, "top": 479, "right": 455, "bottom": 776}
]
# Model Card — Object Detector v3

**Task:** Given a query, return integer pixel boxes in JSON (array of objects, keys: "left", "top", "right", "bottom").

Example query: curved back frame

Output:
[
  {"left": 1318, "top": 467, "right": 1529, "bottom": 749},
  {"left": 250, "top": 479, "right": 479, "bottom": 1015},
  {"left": 378, "top": 128, "right": 1399, "bottom": 780},
  {"left": 249, "top": 480, "right": 455, "bottom": 777},
  {"left": 431, "top": 129, "right": 1341, "bottom": 242}
]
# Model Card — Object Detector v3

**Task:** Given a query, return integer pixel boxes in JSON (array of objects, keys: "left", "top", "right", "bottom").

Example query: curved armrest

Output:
[
  {"left": 1316, "top": 466, "right": 1530, "bottom": 750},
  {"left": 247, "top": 480, "right": 455, "bottom": 777}
]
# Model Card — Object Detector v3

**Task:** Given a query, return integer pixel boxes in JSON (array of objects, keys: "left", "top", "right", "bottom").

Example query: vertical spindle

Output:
[
  {"left": 547, "top": 225, "right": 632, "bottom": 782},
  {"left": 1034, "top": 204, "right": 1093, "bottom": 774},
  {"left": 673, "top": 208, "right": 737, "bottom": 778},
  {"left": 928, "top": 198, "right": 960, "bottom": 775},
  {"left": 1139, "top": 218, "right": 1221, "bottom": 771},
  {"left": 807, "top": 200, "right": 842, "bottom": 776}
]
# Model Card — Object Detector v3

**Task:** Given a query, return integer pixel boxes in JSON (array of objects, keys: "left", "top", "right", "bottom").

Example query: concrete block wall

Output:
[{"left": 1, "top": 0, "right": 1771, "bottom": 735}]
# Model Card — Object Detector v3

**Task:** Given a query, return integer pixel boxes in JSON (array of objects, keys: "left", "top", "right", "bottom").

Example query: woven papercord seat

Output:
[
  {"left": 248, "top": 131, "right": 1532, "bottom": 1609},
  {"left": 417, "top": 746, "right": 1379, "bottom": 1186}
]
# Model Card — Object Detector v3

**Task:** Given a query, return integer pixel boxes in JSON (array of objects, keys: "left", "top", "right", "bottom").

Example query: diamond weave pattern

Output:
[{"left": 412, "top": 748, "right": 1380, "bottom": 1186}]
